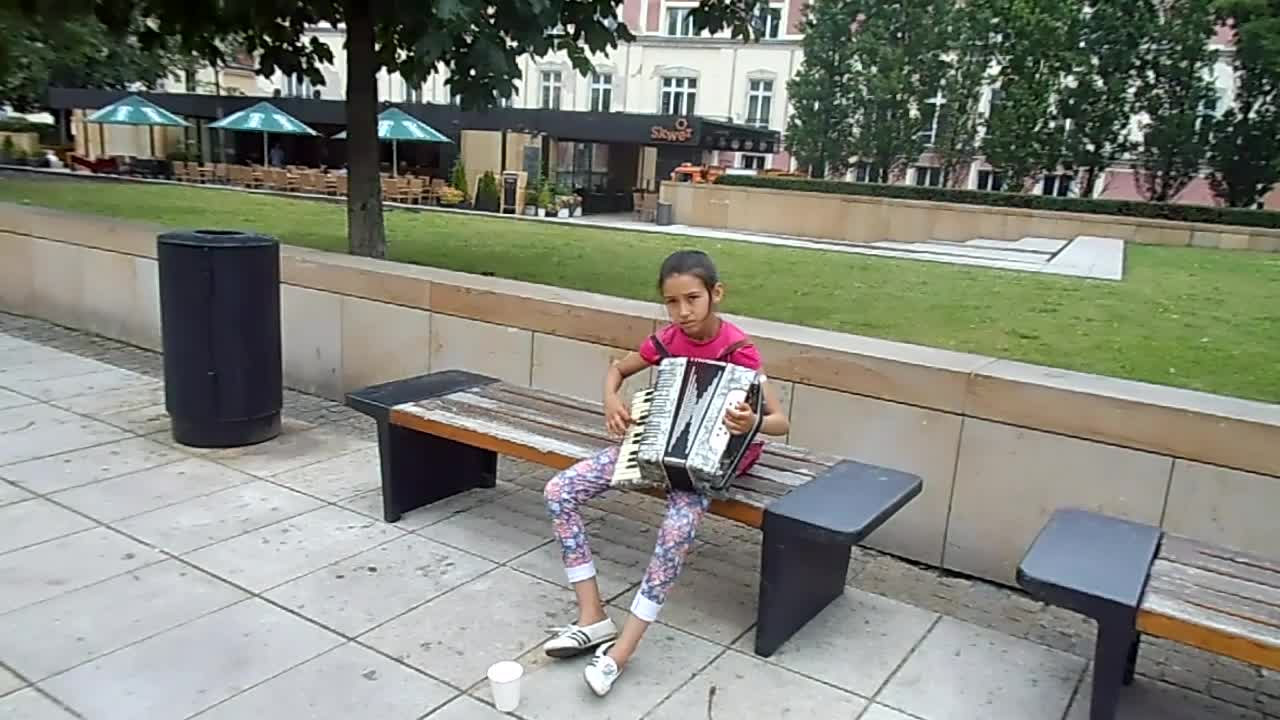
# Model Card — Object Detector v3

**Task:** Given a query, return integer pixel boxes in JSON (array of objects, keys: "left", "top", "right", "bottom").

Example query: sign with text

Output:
[{"left": 650, "top": 118, "right": 694, "bottom": 144}]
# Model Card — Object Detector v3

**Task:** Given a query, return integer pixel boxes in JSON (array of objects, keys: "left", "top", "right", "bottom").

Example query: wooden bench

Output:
[
  {"left": 1017, "top": 508, "right": 1280, "bottom": 720},
  {"left": 347, "top": 370, "right": 922, "bottom": 658}
]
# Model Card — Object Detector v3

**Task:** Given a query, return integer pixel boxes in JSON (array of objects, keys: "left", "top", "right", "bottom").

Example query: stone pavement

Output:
[{"left": 0, "top": 311, "right": 1274, "bottom": 720}]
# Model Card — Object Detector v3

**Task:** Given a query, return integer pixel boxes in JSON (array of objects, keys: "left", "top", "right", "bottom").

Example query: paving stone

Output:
[
  {"left": 509, "top": 537, "right": 648, "bottom": 603},
  {"left": 0, "top": 387, "right": 35, "bottom": 410},
  {"left": 610, "top": 565, "right": 757, "bottom": 646},
  {"left": 417, "top": 494, "right": 559, "bottom": 564},
  {"left": 11, "top": 367, "right": 156, "bottom": 403},
  {"left": 204, "top": 421, "right": 374, "bottom": 477},
  {"left": 860, "top": 705, "right": 919, "bottom": 720},
  {"left": 647, "top": 648, "right": 868, "bottom": 720},
  {"left": 0, "top": 665, "right": 24, "bottom": 696},
  {"left": 878, "top": 617, "right": 1086, "bottom": 720},
  {"left": 0, "top": 403, "right": 131, "bottom": 466},
  {"left": 0, "top": 354, "right": 114, "bottom": 390},
  {"left": 340, "top": 484, "right": 521, "bottom": 531},
  {"left": 733, "top": 588, "right": 938, "bottom": 697},
  {"left": 425, "top": 695, "right": 510, "bottom": 719},
  {"left": 194, "top": 642, "right": 455, "bottom": 720},
  {"left": 0, "top": 688, "right": 78, "bottom": 720},
  {"left": 0, "top": 526, "right": 163, "bottom": 614},
  {"left": 0, "top": 560, "right": 246, "bottom": 681},
  {"left": 0, "top": 497, "right": 95, "bottom": 555},
  {"left": 360, "top": 567, "right": 575, "bottom": 689},
  {"left": 42, "top": 598, "right": 344, "bottom": 720},
  {"left": 48, "top": 381, "right": 165, "bottom": 417},
  {"left": 184, "top": 505, "right": 405, "bottom": 592},
  {"left": 1212, "top": 680, "right": 1265, "bottom": 710},
  {"left": 0, "top": 437, "right": 188, "bottom": 494},
  {"left": 50, "top": 457, "right": 257, "bottom": 522},
  {"left": 94, "top": 402, "right": 170, "bottom": 435},
  {"left": 265, "top": 534, "right": 496, "bottom": 637},
  {"left": 0, "top": 479, "right": 33, "bottom": 506},
  {"left": 1066, "top": 672, "right": 1262, "bottom": 719},
  {"left": 271, "top": 446, "right": 382, "bottom": 502},
  {"left": 472, "top": 623, "right": 723, "bottom": 720},
  {"left": 115, "top": 479, "right": 324, "bottom": 554}
]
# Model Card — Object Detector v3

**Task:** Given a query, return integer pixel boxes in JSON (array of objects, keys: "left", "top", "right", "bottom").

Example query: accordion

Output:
[{"left": 610, "top": 357, "right": 764, "bottom": 497}]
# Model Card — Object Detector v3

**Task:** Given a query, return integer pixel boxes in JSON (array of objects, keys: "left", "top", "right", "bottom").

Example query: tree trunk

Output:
[{"left": 345, "top": 0, "right": 386, "bottom": 258}]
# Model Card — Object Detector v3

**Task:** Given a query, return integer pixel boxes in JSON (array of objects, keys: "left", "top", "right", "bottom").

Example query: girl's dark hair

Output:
[{"left": 657, "top": 249, "right": 719, "bottom": 292}]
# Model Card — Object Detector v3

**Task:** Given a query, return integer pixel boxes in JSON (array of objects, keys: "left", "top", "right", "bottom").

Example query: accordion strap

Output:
[
  {"left": 717, "top": 339, "right": 750, "bottom": 361},
  {"left": 648, "top": 332, "right": 673, "bottom": 359}
]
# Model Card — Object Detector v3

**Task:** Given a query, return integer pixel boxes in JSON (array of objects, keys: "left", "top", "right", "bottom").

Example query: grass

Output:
[{"left": 2, "top": 174, "right": 1278, "bottom": 403}]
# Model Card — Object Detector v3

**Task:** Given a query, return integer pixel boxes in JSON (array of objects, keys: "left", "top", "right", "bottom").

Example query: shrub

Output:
[
  {"left": 438, "top": 186, "right": 465, "bottom": 206},
  {"left": 449, "top": 158, "right": 469, "bottom": 201},
  {"left": 475, "top": 170, "right": 500, "bottom": 212},
  {"left": 713, "top": 174, "right": 1280, "bottom": 230}
]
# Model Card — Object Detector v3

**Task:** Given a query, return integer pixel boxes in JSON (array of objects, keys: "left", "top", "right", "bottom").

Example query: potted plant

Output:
[
  {"left": 536, "top": 182, "right": 554, "bottom": 216},
  {"left": 523, "top": 188, "right": 541, "bottom": 216},
  {"left": 438, "top": 187, "right": 465, "bottom": 207},
  {"left": 448, "top": 158, "right": 470, "bottom": 205},
  {"left": 0, "top": 136, "right": 14, "bottom": 164},
  {"left": 474, "top": 170, "right": 500, "bottom": 212}
]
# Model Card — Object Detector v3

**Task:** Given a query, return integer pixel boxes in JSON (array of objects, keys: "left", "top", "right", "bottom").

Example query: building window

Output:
[
  {"left": 918, "top": 92, "right": 945, "bottom": 147},
  {"left": 1042, "top": 173, "right": 1073, "bottom": 197},
  {"left": 745, "top": 79, "right": 773, "bottom": 128},
  {"left": 661, "top": 76, "right": 697, "bottom": 115},
  {"left": 752, "top": 5, "right": 783, "bottom": 38},
  {"left": 977, "top": 169, "right": 1005, "bottom": 192},
  {"left": 913, "top": 165, "right": 943, "bottom": 187},
  {"left": 540, "top": 70, "right": 563, "bottom": 109},
  {"left": 666, "top": 7, "right": 696, "bottom": 36},
  {"left": 590, "top": 73, "right": 613, "bottom": 112},
  {"left": 284, "top": 73, "right": 312, "bottom": 98},
  {"left": 556, "top": 141, "right": 610, "bottom": 191},
  {"left": 853, "top": 161, "right": 885, "bottom": 183},
  {"left": 740, "top": 154, "right": 768, "bottom": 170},
  {"left": 403, "top": 79, "right": 422, "bottom": 103}
]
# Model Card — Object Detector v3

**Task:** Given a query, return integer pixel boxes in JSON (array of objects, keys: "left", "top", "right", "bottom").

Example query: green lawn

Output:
[{"left": 2, "top": 174, "right": 1278, "bottom": 403}]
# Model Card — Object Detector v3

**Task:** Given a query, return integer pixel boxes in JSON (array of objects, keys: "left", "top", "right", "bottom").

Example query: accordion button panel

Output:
[{"left": 610, "top": 388, "right": 653, "bottom": 486}]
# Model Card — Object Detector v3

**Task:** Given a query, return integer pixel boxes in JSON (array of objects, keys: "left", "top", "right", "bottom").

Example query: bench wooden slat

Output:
[{"left": 1135, "top": 537, "right": 1280, "bottom": 671}]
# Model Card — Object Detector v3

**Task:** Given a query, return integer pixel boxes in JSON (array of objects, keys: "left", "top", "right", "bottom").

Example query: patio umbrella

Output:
[
  {"left": 85, "top": 94, "right": 190, "bottom": 158},
  {"left": 333, "top": 107, "right": 452, "bottom": 175},
  {"left": 209, "top": 100, "right": 320, "bottom": 165}
]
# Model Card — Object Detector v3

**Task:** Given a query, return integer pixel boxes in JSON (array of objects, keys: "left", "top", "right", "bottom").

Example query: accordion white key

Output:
[{"left": 611, "top": 357, "right": 764, "bottom": 497}]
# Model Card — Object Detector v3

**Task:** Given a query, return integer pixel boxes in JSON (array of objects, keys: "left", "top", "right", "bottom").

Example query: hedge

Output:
[{"left": 714, "top": 174, "right": 1280, "bottom": 231}]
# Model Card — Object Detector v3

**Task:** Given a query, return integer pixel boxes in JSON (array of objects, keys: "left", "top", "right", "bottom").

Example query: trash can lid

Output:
[{"left": 157, "top": 230, "right": 278, "bottom": 248}]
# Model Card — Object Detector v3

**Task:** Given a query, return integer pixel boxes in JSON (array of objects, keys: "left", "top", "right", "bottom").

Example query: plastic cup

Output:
[{"left": 487, "top": 660, "right": 523, "bottom": 712}]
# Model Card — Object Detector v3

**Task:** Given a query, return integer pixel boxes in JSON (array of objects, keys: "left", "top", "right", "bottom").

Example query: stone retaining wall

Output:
[
  {"left": 661, "top": 181, "right": 1280, "bottom": 251},
  {"left": 2, "top": 201, "right": 1277, "bottom": 588}
]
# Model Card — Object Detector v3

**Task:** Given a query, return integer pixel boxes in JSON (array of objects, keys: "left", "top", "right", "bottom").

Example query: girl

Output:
[{"left": 541, "top": 249, "right": 790, "bottom": 696}]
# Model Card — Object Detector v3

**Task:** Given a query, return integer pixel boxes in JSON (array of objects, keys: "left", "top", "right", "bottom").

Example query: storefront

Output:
[{"left": 46, "top": 88, "right": 781, "bottom": 213}]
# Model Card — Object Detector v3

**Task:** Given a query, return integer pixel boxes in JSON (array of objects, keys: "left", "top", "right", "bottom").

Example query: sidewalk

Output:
[{"left": 0, "top": 312, "right": 1272, "bottom": 720}]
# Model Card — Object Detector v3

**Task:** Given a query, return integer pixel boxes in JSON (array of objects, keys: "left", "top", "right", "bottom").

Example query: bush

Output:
[
  {"left": 714, "top": 174, "right": 1280, "bottom": 230},
  {"left": 449, "top": 159, "right": 469, "bottom": 201},
  {"left": 474, "top": 170, "right": 500, "bottom": 212},
  {"left": 438, "top": 187, "right": 465, "bottom": 206}
]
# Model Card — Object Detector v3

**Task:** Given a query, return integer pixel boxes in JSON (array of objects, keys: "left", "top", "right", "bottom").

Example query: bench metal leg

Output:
[
  {"left": 754, "top": 528, "right": 851, "bottom": 657},
  {"left": 1090, "top": 617, "right": 1140, "bottom": 720},
  {"left": 376, "top": 420, "right": 497, "bottom": 523}
]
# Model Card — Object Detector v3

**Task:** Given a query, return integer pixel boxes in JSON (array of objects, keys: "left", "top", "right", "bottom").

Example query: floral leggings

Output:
[{"left": 543, "top": 444, "right": 709, "bottom": 623}]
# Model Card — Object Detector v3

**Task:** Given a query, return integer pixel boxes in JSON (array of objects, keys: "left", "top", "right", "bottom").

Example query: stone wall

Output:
[
  {"left": 661, "top": 181, "right": 1280, "bottom": 251},
  {"left": 2, "top": 201, "right": 1277, "bottom": 588}
]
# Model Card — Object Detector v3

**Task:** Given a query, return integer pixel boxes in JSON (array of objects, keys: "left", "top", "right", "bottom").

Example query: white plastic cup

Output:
[{"left": 487, "top": 660, "right": 523, "bottom": 712}]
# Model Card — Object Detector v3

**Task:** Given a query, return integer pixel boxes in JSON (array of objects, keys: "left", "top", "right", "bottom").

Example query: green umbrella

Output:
[
  {"left": 85, "top": 94, "right": 190, "bottom": 159},
  {"left": 209, "top": 100, "right": 320, "bottom": 166},
  {"left": 333, "top": 107, "right": 452, "bottom": 175}
]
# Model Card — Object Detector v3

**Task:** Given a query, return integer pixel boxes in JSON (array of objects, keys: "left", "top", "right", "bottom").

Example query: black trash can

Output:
[{"left": 157, "top": 230, "right": 282, "bottom": 447}]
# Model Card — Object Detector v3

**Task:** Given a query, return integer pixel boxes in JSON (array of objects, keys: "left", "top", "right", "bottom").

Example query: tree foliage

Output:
[
  {"left": 1059, "top": 0, "right": 1158, "bottom": 196},
  {"left": 19, "top": 0, "right": 767, "bottom": 258},
  {"left": 980, "top": 0, "right": 1081, "bottom": 192},
  {"left": 1132, "top": 0, "right": 1218, "bottom": 202},
  {"left": 1206, "top": 0, "right": 1280, "bottom": 207},
  {"left": 785, "top": 0, "right": 859, "bottom": 178},
  {"left": 0, "top": 6, "right": 181, "bottom": 113},
  {"left": 927, "top": 0, "right": 999, "bottom": 187}
]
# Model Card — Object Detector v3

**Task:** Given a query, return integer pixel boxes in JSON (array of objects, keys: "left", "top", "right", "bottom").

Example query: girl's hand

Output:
[
  {"left": 723, "top": 402, "right": 757, "bottom": 435},
  {"left": 604, "top": 394, "right": 632, "bottom": 437}
]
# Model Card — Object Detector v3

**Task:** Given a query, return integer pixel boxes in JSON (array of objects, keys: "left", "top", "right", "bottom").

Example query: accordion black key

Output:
[{"left": 611, "top": 357, "right": 764, "bottom": 497}]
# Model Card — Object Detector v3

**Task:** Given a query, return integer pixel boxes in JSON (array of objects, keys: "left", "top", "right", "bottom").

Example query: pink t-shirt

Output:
[{"left": 637, "top": 319, "right": 766, "bottom": 475}]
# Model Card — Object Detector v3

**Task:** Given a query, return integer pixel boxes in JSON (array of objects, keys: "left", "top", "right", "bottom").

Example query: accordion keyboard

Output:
[{"left": 610, "top": 387, "right": 654, "bottom": 486}]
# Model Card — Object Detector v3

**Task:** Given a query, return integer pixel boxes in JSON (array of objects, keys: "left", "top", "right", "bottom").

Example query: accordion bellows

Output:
[{"left": 611, "top": 357, "right": 764, "bottom": 498}]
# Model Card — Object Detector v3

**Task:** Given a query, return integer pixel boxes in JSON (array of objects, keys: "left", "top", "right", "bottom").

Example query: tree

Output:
[
  {"left": 926, "top": 0, "right": 999, "bottom": 187},
  {"left": 1059, "top": 0, "right": 1158, "bottom": 197},
  {"left": 0, "top": 7, "right": 181, "bottom": 113},
  {"left": 37, "top": 0, "right": 769, "bottom": 258},
  {"left": 785, "top": 0, "right": 860, "bottom": 177},
  {"left": 980, "top": 0, "right": 1081, "bottom": 192},
  {"left": 1205, "top": 0, "right": 1280, "bottom": 207},
  {"left": 1133, "top": 0, "right": 1217, "bottom": 202},
  {"left": 845, "top": 0, "right": 950, "bottom": 183}
]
